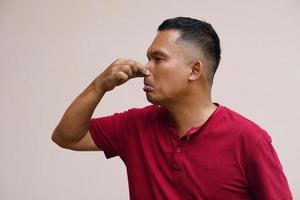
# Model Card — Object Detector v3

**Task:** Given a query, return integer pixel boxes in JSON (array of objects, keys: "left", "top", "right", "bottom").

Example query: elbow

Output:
[
  {"left": 51, "top": 131, "right": 59, "bottom": 144},
  {"left": 51, "top": 128, "right": 67, "bottom": 148},
  {"left": 51, "top": 127, "right": 59, "bottom": 143},
  {"left": 51, "top": 127, "right": 80, "bottom": 150}
]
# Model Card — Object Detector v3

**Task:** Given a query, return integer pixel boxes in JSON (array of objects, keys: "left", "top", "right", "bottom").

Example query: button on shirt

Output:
[{"left": 89, "top": 104, "right": 292, "bottom": 200}]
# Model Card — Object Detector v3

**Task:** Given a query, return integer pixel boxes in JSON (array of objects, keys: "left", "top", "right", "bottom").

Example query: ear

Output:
[{"left": 188, "top": 60, "right": 203, "bottom": 81}]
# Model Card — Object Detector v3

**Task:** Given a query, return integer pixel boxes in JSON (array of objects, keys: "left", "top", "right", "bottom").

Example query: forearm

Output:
[
  {"left": 52, "top": 79, "right": 105, "bottom": 145},
  {"left": 52, "top": 59, "right": 148, "bottom": 148}
]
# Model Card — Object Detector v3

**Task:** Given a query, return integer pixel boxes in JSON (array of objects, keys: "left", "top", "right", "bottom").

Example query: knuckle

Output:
[
  {"left": 127, "top": 60, "right": 134, "bottom": 65},
  {"left": 118, "top": 72, "right": 128, "bottom": 80},
  {"left": 110, "top": 67, "right": 117, "bottom": 74},
  {"left": 116, "top": 57, "right": 127, "bottom": 63},
  {"left": 122, "top": 64, "right": 131, "bottom": 72}
]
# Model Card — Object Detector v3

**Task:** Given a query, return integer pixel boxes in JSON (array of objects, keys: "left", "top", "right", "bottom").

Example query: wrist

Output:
[{"left": 89, "top": 78, "right": 106, "bottom": 95}]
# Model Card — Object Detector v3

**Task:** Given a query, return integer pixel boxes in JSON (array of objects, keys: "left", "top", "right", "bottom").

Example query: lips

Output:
[
  {"left": 143, "top": 85, "right": 154, "bottom": 92},
  {"left": 143, "top": 81, "right": 154, "bottom": 92}
]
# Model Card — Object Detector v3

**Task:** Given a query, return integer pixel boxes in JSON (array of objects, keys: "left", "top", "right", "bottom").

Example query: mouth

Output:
[
  {"left": 143, "top": 85, "right": 154, "bottom": 92},
  {"left": 143, "top": 81, "right": 154, "bottom": 92}
]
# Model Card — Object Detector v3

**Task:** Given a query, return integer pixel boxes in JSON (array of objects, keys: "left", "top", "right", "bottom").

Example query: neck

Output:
[{"left": 164, "top": 94, "right": 217, "bottom": 138}]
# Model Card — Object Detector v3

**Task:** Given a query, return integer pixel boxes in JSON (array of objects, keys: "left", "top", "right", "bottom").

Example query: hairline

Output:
[{"left": 159, "top": 29, "right": 215, "bottom": 86}]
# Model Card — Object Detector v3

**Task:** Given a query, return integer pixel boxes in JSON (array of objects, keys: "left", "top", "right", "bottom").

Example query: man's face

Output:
[{"left": 144, "top": 30, "right": 191, "bottom": 105}]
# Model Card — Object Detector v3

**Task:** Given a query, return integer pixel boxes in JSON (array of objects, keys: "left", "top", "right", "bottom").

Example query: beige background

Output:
[{"left": 1, "top": 0, "right": 299, "bottom": 199}]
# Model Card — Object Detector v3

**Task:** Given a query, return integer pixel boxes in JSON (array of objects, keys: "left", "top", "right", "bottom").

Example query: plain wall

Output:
[{"left": 0, "top": 0, "right": 299, "bottom": 199}]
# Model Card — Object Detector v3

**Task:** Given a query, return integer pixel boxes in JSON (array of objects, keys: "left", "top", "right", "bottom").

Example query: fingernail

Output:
[{"left": 145, "top": 70, "right": 150, "bottom": 75}]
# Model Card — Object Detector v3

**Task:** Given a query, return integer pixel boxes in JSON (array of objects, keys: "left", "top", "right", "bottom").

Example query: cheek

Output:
[
  {"left": 158, "top": 70, "right": 188, "bottom": 94},
  {"left": 152, "top": 67, "right": 173, "bottom": 86},
  {"left": 152, "top": 60, "right": 188, "bottom": 91}
]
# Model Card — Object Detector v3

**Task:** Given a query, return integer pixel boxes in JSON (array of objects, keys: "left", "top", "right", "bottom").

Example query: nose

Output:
[
  {"left": 145, "top": 62, "right": 150, "bottom": 69},
  {"left": 145, "top": 60, "right": 155, "bottom": 71},
  {"left": 145, "top": 62, "right": 152, "bottom": 74}
]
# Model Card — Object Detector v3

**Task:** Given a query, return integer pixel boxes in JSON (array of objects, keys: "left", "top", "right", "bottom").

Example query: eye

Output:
[{"left": 155, "top": 57, "right": 164, "bottom": 62}]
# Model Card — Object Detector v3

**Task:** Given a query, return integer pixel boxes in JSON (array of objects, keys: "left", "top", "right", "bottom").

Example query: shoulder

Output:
[
  {"left": 118, "top": 104, "right": 160, "bottom": 121},
  {"left": 124, "top": 104, "right": 159, "bottom": 115},
  {"left": 218, "top": 105, "right": 271, "bottom": 143},
  {"left": 216, "top": 105, "right": 273, "bottom": 166},
  {"left": 91, "top": 105, "right": 159, "bottom": 125}
]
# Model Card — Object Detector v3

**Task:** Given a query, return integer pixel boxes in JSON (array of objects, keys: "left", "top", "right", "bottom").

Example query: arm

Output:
[{"left": 51, "top": 58, "right": 149, "bottom": 151}]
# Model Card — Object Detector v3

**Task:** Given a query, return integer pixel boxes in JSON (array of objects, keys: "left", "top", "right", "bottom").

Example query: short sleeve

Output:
[
  {"left": 246, "top": 133, "right": 293, "bottom": 199},
  {"left": 89, "top": 109, "right": 134, "bottom": 161}
]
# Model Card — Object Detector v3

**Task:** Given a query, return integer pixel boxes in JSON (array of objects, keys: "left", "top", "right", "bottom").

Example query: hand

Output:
[{"left": 95, "top": 58, "right": 150, "bottom": 92}]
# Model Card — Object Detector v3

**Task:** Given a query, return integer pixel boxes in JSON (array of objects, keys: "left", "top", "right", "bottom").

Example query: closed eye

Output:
[
  {"left": 146, "top": 50, "right": 169, "bottom": 63},
  {"left": 155, "top": 57, "right": 163, "bottom": 61},
  {"left": 155, "top": 56, "right": 166, "bottom": 63},
  {"left": 147, "top": 56, "right": 164, "bottom": 63}
]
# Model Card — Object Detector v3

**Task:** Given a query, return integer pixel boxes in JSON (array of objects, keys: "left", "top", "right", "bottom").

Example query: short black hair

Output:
[{"left": 158, "top": 17, "right": 221, "bottom": 84}]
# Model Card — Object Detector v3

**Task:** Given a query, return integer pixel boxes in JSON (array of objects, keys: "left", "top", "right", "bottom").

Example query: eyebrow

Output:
[{"left": 146, "top": 50, "right": 169, "bottom": 59}]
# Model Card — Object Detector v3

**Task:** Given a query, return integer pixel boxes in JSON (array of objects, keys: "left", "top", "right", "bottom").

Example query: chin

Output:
[
  {"left": 146, "top": 94, "right": 161, "bottom": 105},
  {"left": 146, "top": 93, "right": 169, "bottom": 107}
]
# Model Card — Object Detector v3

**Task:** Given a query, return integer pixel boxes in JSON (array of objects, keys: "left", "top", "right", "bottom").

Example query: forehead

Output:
[{"left": 147, "top": 30, "right": 182, "bottom": 56}]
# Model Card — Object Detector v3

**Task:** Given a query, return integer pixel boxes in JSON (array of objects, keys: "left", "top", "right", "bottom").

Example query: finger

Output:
[
  {"left": 136, "top": 63, "right": 150, "bottom": 77},
  {"left": 123, "top": 60, "right": 149, "bottom": 77},
  {"left": 116, "top": 71, "right": 129, "bottom": 86},
  {"left": 119, "top": 64, "right": 134, "bottom": 78}
]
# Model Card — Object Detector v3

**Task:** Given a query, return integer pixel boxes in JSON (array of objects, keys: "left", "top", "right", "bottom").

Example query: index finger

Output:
[
  {"left": 134, "top": 61, "right": 150, "bottom": 77},
  {"left": 125, "top": 60, "right": 150, "bottom": 77}
]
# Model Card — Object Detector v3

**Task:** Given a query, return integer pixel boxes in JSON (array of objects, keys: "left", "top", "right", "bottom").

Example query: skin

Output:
[
  {"left": 145, "top": 30, "right": 217, "bottom": 136},
  {"left": 52, "top": 29, "right": 217, "bottom": 151}
]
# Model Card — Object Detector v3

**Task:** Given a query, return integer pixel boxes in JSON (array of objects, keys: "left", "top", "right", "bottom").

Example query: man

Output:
[{"left": 52, "top": 17, "right": 292, "bottom": 199}]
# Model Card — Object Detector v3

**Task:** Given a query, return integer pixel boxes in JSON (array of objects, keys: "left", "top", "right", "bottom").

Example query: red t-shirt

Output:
[{"left": 89, "top": 104, "right": 292, "bottom": 200}]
